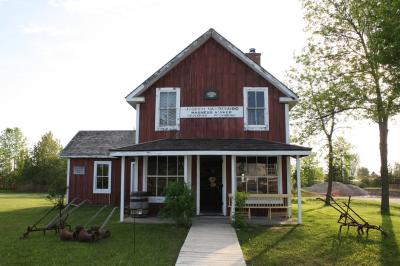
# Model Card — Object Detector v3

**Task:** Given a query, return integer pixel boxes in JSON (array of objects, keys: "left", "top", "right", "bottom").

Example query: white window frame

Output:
[
  {"left": 243, "top": 87, "right": 269, "bottom": 131},
  {"left": 93, "top": 161, "right": 112, "bottom": 194},
  {"left": 155, "top": 87, "right": 180, "bottom": 131}
]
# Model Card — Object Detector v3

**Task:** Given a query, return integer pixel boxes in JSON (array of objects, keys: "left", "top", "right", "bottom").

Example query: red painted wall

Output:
[
  {"left": 138, "top": 38, "right": 286, "bottom": 143},
  {"left": 69, "top": 158, "right": 133, "bottom": 205}
]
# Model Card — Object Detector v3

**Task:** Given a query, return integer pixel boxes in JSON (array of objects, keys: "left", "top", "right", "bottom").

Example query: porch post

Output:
[
  {"left": 231, "top": 155, "right": 236, "bottom": 220},
  {"left": 196, "top": 155, "right": 200, "bottom": 215},
  {"left": 120, "top": 156, "right": 126, "bottom": 222},
  {"left": 287, "top": 156, "right": 292, "bottom": 217},
  {"left": 66, "top": 159, "right": 70, "bottom": 204},
  {"left": 296, "top": 155, "right": 302, "bottom": 224}
]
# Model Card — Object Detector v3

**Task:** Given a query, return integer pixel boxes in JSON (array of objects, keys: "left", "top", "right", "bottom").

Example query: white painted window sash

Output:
[
  {"left": 93, "top": 161, "right": 112, "bottom": 194},
  {"left": 243, "top": 87, "right": 269, "bottom": 131},
  {"left": 155, "top": 87, "right": 180, "bottom": 131}
]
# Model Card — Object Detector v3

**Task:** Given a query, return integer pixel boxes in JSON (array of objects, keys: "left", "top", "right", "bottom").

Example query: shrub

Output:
[
  {"left": 160, "top": 182, "right": 195, "bottom": 228},
  {"left": 232, "top": 191, "right": 248, "bottom": 228}
]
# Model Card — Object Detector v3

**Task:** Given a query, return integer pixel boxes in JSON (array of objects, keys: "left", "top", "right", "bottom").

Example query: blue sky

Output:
[{"left": 0, "top": 0, "right": 399, "bottom": 172}]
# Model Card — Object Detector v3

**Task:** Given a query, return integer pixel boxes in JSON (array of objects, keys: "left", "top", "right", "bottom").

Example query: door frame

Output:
[{"left": 196, "top": 155, "right": 227, "bottom": 216}]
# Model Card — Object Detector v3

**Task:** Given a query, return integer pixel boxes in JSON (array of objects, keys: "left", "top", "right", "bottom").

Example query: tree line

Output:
[
  {"left": 290, "top": 0, "right": 399, "bottom": 214},
  {"left": 0, "top": 128, "right": 66, "bottom": 192}
]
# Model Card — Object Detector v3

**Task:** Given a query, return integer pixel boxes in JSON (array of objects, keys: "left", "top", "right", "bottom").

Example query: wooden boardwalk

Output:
[{"left": 175, "top": 217, "right": 246, "bottom": 266}]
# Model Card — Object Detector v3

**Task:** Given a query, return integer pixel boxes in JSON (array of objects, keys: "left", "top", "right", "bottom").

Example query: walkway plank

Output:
[{"left": 175, "top": 217, "right": 246, "bottom": 266}]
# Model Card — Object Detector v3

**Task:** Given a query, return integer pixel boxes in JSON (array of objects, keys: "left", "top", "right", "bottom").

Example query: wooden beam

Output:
[{"left": 120, "top": 156, "right": 125, "bottom": 222}]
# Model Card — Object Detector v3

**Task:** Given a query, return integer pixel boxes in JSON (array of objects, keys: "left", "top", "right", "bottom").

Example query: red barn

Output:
[{"left": 61, "top": 29, "right": 311, "bottom": 223}]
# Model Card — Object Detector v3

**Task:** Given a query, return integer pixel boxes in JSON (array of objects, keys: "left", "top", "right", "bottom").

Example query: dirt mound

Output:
[{"left": 305, "top": 182, "right": 369, "bottom": 197}]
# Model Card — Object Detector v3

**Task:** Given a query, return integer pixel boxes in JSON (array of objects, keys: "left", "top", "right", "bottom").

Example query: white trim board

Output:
[
  {"left": 126, "top": 28, "right": 298, "bottom": 102},
  {"left": 110, "top": 150, "right": 311, "bottom": 157}
]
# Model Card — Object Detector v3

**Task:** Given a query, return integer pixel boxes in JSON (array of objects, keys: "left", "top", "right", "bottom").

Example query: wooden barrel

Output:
[{"left": 130, "top": 192, "right": 149, "bottom": 217}]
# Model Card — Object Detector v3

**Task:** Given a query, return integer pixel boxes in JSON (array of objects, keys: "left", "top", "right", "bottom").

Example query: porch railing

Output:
[{"left": 228, "top": 193, "right": 290, "bottom": 219}]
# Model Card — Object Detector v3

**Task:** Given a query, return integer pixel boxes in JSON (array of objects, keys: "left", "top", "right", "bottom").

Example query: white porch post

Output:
[
  {"left": 231, "top": 155, "right": 236, "bottom": 220},
  {"left": 296, "top": 155, "right": 302, "bottom": 224},
  {"left": 196, "top": 155, "right": 200, "bottom": 215},
  {"left": 184, "top": 155, "right": 192, "bottom": 186},
  {"left": 120, "top": 156, "right": 126, "bottom": 222},
  {"left": 66, "top": 159, "right": 70, "bottom": 204},
  {"left": 222, "top": 155, "right": 227, "bottom": 216},
  {"left": 287, "top": 156, "right": 292, "bottom": 217}
]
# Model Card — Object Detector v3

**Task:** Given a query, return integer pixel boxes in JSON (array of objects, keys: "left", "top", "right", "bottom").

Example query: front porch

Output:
[{"left": 110, "top": 138, "right": 311, "bottom": 224}]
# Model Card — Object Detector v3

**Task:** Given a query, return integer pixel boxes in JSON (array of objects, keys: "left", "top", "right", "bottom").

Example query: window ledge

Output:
[
  {"left": 148, "top": 196, "right": 166, "bottom": 203},
  {"left": 93, "top": 189, "right": 111, "bottom": 194},
  {"left": 244, "top": 125, "right": 269, "bottom": 131},
  {"left": 155, "top": 126, "right": 180, "bottom": 131}
]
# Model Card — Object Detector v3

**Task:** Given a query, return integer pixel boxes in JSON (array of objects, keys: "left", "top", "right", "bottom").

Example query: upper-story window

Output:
[
  {"left": 243, "top": 87, "right": 269, "bottom": 131},
  {"left": 155, "top": 87, "right": 180, "bottom": 131}
]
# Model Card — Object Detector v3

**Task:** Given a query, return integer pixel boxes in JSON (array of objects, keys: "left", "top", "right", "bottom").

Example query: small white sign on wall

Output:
[{"left": 180, "top": 106, "right": 243, "bottom": 118}]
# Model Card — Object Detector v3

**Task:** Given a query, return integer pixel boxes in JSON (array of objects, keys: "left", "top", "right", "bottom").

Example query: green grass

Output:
[
  {"left": 0, "top": 193, "right": 188, "bottom": 266},
  {"left": 237, "top": 198, "right": 400, "bottom": 265}
]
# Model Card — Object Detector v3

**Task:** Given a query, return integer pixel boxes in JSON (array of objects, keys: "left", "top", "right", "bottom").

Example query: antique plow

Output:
[
  {"left": 60, "top": 206, "right": 117, "bottom": 242},
  {"left": 20, "top": 198, "right": 86, "bottom": 239},
  {"left": 317, "top": 195, "right": 386, "bottom": 238}
]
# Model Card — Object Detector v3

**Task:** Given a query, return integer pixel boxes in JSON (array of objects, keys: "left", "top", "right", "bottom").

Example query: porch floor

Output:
[{"left": 175, "top": 216, "right": 246, "bottom": 266}]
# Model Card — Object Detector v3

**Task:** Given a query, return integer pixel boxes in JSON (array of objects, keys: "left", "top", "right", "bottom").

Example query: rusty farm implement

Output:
[
  {"left": 20, "top": 198, "right": 87, "bottom": 239},
  {"left": 317, "top": 195, "right": 386, "bottom": 238},
  {"left": 60, "top": 206, "right": 117, "bottom": 242}
]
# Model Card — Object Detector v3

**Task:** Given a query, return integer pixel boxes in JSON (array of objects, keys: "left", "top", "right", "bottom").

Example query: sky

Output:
[{"left": 0, "top": 0, "right": 399, "bottom": 172}]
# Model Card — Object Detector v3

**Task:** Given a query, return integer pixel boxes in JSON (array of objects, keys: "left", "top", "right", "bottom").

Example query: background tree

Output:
[
  {"left": 299, "top": 152, "right": 325, "bottom": 187},
  {"left": 0, "top": 128, "right": 28, "bottom": 174},
  {"left": 0, "top": 128, "right": 28, "bottom": 189},
  {"left": 301, "top": 0, "right": 400, "bottom": 214},
  {"left": 331, "top": 136, "right": 359, "bottom": 184},
  {"left": 19, "top": 132, "right": 66, "bottom": 192}
]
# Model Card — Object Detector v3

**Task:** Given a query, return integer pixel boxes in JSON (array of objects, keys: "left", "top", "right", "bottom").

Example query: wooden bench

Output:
[{"left": 228, "top": 193, "right": 290, "bottom": 220}]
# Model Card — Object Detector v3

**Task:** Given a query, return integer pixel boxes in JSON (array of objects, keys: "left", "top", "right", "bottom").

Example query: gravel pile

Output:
[{"left": 306, "top": 182, "right": 369, "bottom": 196}]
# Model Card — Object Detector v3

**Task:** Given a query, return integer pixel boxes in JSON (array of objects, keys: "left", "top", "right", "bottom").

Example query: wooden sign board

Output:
[{"left": 180, "top": 106, "right": 243, "bottom": 118}]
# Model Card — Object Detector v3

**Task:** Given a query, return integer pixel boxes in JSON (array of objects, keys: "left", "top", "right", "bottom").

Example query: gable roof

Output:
[
  {"left": 126, "top": 28, "right": 298, "bottom": 106},
  {"left": 60, "top": 130, "right": 135, "bottom": 158}
]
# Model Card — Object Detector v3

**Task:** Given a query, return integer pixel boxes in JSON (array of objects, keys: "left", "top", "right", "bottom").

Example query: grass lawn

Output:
[
  {"left": 0, "top": 193, "right": 188, "bottom": 266},
  {"left": 237, "top": 198, "right": 400, "bottom": 265}
]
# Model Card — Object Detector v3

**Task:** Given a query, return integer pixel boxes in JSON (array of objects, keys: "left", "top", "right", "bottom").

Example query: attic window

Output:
[{"left": 155, "top": 88, "right": 180, "bottom": 131}]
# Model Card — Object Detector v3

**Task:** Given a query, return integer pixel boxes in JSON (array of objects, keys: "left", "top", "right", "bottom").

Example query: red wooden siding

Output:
[
  {"left": 139, "top": 38, "right": 286, "bottom": 143},
  {"left": 69, "top": 157, "right": 133, "bottom": 205}
]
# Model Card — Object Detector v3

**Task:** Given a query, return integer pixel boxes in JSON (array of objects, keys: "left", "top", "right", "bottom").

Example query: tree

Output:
[
  {"left": 288, "top": 48, "right": 354, "bottom": 204},
  {"left": 331, "top": 136, "right": 359, "bottom": 184},
  {"left": 0, "top": 128, "right": 28, "bottom": 175},
  {"left": 301, "top": 0, "right": 400, "bottom": 214},
  {"left": 19, "top": 132, "right": 66, "bottom": 191},
  {"left": 300, "top": 152, "right": 325, "bottom": 187}
]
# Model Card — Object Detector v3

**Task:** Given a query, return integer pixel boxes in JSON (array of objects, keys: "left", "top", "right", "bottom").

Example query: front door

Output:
[{"left": 200, "top": 156, "right": 223, "bottom": 214}]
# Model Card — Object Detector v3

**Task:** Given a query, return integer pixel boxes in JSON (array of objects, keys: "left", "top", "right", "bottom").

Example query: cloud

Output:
[{"left": 21, "top": 24, "right": 56, "bottom": 34}]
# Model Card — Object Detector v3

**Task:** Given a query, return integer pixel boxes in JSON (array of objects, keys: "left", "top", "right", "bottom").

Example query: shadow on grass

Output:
[
  {"left": 380, "top": 214, "right": 400, "bottom": 265},
  {"left": 246, "top": 225, "right": 299, "bottom": 265}
]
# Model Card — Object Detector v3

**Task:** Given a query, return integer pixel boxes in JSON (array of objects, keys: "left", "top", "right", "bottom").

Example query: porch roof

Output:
[{"left": 110, "top": 138, "right": 311, "bottom": 157}]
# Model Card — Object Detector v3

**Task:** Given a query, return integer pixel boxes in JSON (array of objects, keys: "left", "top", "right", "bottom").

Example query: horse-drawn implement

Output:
[{"left": 317, "top": 195, "right": 385, "bottom": 238}]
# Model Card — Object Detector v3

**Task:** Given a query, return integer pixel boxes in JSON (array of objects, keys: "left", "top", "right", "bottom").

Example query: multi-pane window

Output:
[
  {"left": 156, "top": 88, "right": 180, "bottom": 130},
  {"left": 236, "top": 156, "right": 278, "bottom": 194},
  {"left": 93, "top": 161, "right": 111, "bottom": 193},
  {"left": 244, "top": 87, "right": 268, "bottom": 130},
  {"left": 147, "top": 156, "right": 184, "bottom": 196}
]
